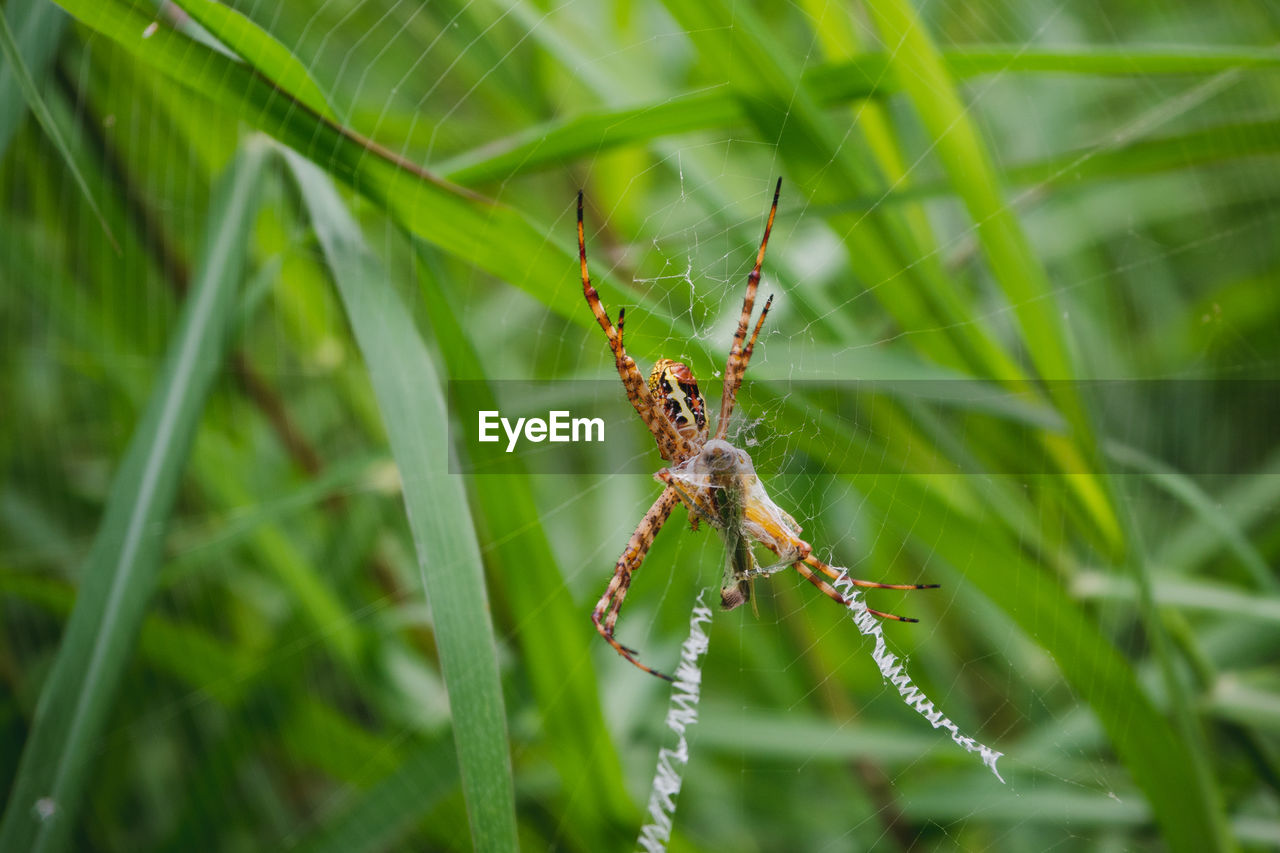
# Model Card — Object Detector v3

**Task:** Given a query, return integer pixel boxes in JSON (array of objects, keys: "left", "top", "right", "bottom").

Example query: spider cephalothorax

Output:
[{"left": 578, "top": 180, "right": 937, "bottom": 680}]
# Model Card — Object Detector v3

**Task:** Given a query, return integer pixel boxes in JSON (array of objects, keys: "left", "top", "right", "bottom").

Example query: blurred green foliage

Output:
[{"left": 2, "top": 0, "right": 1279, "bottom": 850}]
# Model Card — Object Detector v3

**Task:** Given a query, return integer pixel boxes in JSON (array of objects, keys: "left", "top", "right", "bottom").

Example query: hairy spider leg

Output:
[
  {"left": 578, "top": 191, "right": 691, "bottom": 462},
  {"left": 803, "top": 553, "right": 940, "bottom": 591},
  {"left": 592, "top": 486, "right": 681, "bottom": 681},
  {"left": 716, "top": 177, "right": 781, "bottom": 440},
  {"left": 741, "top": 294, "right": 773, "bottom": 370},
  {"left": 796, "top": 553, "right": 940, "bottom": 621},
  {"left": 790, "top": 560, "right": 918, "bottom": 622}
]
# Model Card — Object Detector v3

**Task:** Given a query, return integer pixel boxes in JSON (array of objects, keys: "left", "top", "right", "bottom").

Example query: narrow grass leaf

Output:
[
  {"left": 901, "top": 486, "right": 1224, "bottom": 849},
  {"left": 0, "top": 571, "right": 252, "bottom": 706},
  {"left": 814, "top": 116, "right": 1280, "bottom": 216},
  {"left": 692, "top": 706, "right": 942, "bottom": 763},
  {"left": 293, "top": 738, "right": 459, "bottom": 853},
  {"left": 0, "top": 3, "right": 115, "bottom": 250},
  {"left": 810, "top": 45, "right": 1280, "bottom": 100},
  {"left": 414, "top": 242, "right": 639, "bottom": 846},
  {"left": 1, "top": 202, "right": 365, "bottom": 666},
  {"left": 1209, "top": 678, "right": 1280, "bottom": 732},
  {"left": 0, "top": 0, "right": 67, "bottom": 159},
  {"left": 285, "top": 149, "right": 517, "bottom": 853},
  {"left": 898, "top": 784, "right": 1150, "bottom": 825},
  {"left": 0, "top": 138, "right": 271, "bottom": 853},
  {"left": 170, "top": 0, "right": 334, "bottom": 119},
  {"left": 444, "top": 47, "right": 1280, "bottom": 185},
  {"left": 1151, "top": 447, "right": 1280, "bottom": 581},
  {"left": 1115, "top": 486, "right": 1234, "bottom": 852},
  {"left": 1109, "top": 443, "right": 1276, "bottom": 592},
  {"left": 1073, "top": 572, "right": 1280, "bottom": 624},
  {"left": 438, "top": 89, "right": 739, "bottom": 184}
]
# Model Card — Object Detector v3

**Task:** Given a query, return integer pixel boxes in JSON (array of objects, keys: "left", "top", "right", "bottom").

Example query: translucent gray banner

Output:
[{"left": 447, "top": 380, "right": 1277, "bottom": 475}]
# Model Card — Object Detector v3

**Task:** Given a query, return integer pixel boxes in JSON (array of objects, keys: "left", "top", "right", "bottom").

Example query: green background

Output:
[{"left": 2, "top": 0, "right": 1279, "bottom": 850}]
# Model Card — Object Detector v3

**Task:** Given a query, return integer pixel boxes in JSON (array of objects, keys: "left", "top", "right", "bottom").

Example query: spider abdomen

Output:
[{"left": 648, "top": 359, "right": 708, "bottom": 442}]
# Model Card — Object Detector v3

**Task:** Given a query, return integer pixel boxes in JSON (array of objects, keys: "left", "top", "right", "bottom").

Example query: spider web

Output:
[{"left": 2, "top": 0, "right": 1279, "bottom": 851}]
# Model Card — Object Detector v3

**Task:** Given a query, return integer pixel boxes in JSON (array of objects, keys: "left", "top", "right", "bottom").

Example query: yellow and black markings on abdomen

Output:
[{"left": 649, "top": 359, "right": 708, "bottom": 437}]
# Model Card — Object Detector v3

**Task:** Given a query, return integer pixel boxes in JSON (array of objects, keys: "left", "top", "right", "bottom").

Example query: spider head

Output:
[{"left": 649, "top": 359, "right": 708, "bottom": 441}]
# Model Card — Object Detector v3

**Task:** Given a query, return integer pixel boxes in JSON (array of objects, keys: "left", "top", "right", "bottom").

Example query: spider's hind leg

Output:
[
  {"left": 794, "top": 554, "right": 937, "bottom": 622},
  {"left": 804, "top": 553, "right": 940, "bottom": 591},
  {"left": 592, "top": 486, "right": 681, "bottom": 681}
]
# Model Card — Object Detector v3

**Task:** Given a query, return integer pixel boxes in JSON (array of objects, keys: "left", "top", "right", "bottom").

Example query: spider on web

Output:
[{"left": 578, "top": 179, "right": 938, "bottom": 681}]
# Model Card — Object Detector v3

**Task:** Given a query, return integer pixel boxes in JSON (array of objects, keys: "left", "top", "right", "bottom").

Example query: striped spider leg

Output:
[
  {"left": 716, "top": 178, "right": 781, "bottom": 440},
  {"left": 590, "top": 486, "right": 682, "bottom": 681},
  {"left": 578, "top": 191, "right": 697, "bottom": 463}
]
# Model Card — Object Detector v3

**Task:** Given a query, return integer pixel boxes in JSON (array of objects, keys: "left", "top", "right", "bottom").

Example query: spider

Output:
[{"left": 578, "top": 179, "right": 937, "bottom": 681}]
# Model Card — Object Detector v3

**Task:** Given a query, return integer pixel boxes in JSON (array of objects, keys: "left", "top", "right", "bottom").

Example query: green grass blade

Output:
[
  {"left": 284, "top": 149, "right": 518, "bottom": 853},
  {"left": 905, "top": 483, "right": 1227, "bottom": 851},
  {"left": 1148, "top": 448, "right": 1280, "bottom": 582},
  {"left": 438, "top": 89, "right": 739, "bottom": 184},
  {"left": 0, "top": 0, "right": 67, "bottom": 160},
  {"left": 170, "top": 0, "right": 334, "bottom": 118},
  {"left": 861, "top": 7, "right": 1082, "bottom": 390},
  {"left": 0, "top": 571, "right": 253, "bottom": 706},
  {"left": 1109, "top": 444, "right": 1276, "bottom": 592},
  {"left": 292, "top": 738, "right": 459, "bottom": 853},
  {"left": 898, "top": 782, "right": 1149, "bottom": 825},
  {"left": 0, "top": 137, "right": 271, "bottom": 853},
  {"left": 63, "top": 0, "right": 712, "bottom": 376},
  {"left": 939, "top": 44, "right": 1280, "bottom": 75},
  {"left": 1074, "top": 572, "right": 1280, "bottom": 624},
  {"left": 0, "top": 2, "right": 115, "bottom": 250},
  {"left": 693, "top": 705, "right": 945, "bottom": 764},
  {"left": 815, "top": 117, "right": 1280, "bottom": 216},
  {"left": 999, "top": 117, "right": 1280, "bottom": 191},
  {"left": 443, "top": 46, "right": 1280, "bottom": 185},
  {"left": 414, "top": 242, "right": 639, "bottom": 846},
  {"left": 1209, "top": 678, "right": 1280, "bottom": 733},
  {"left": 807, "top": 46, "right": 1280, "bottom": 106}
]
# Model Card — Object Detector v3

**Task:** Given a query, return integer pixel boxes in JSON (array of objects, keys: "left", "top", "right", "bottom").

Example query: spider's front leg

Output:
[
  {"left": 577, "top": 192, "right": 685, "bottom": 461},
  {"left": 716, "top": 177, "right": 781, "bottom": 440},
  {"left": 593, "top": 486, "right": 681, "bottom": 681}
]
